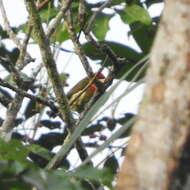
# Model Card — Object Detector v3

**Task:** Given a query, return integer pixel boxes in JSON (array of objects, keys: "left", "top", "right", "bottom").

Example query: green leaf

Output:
[
  {"left": 27, "top": 144, "right": 52, "bottom": 161},
  {"left": 40, "top": 120, "right": 61, "bottom": 129},
  {"left": 8, "top": 160, "right": 27, "bottom": 175},
  {"left": 92, "top": 13, "right": 113, "bottom": 40},
  {"left": 129, "top": 22, "right": 157, "bottom": 53},
  {"left": 82, "top": 41, "right": 143, "bottom": 63},
  {"left": 52, "top": 23, "right": 80, "bottom": 43},
  {"left": 69, "top": 166, "right": 113, "bottom": 187},
  {"left": 36, "top": 132, "right": 67, "bottom": 150},
  {"left": 24, "top": 99, "right": 38, "bottom": 119},
  {"left": 0, "top": 25, "right": 9, "bottom": 39},
  {"left": 115, "top": 59, "right": 147, "bottom": 81},
  {"left": 59, "top": 73, "right": 69, "bottom": 83},
  {"left": 52, "top": 24, "right": 70, "bottom": 42},
  {"left": 117, "top": 113, "right": 135, "bottom": 138},
  {"left": 82, "top": 124, "right": 104, "bottom": 136},
  {"left": 40, "top": 7, "right": 58, "bottom": 23},
  {"left": 103, "top": 155, "right": 119, "bottom": 174},
  {"left": 0, "top": 139, "right": 29, "bottom": 163},
  {"left": 119, "top": 4, "right": 152, "bottom": 25},
  {"left": 0, "top": 160, "right": 32, "bottom": 190},
  {"left": 24, "top": 169, "right": 83, "bottom": 190},
  {"left": 82, "top": 41, "right": 146, "bottom": 81},
  {"left": 111, "top": 0, "right": 126, "bottom": 6}
]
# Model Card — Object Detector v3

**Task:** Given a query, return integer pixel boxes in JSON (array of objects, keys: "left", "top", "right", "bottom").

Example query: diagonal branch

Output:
[
  {"left": 24, "top": 0, "right": 74, "bottom": 127},
  {"left": 84, "top": 33, "right": 122, "bottom": 72},
  {"left": 0, "top": 94, "right": 24, "bottom": 140},
  {"left": 82, "top": 0, "right": 125, "bottom": 74},
  {"left": 65, "top": 8, "right": 93, "bottom": 77},
  {"left": 46, "top": 0, "right": 74, "bottom": 37},
  {"left": 0, "top": 78, "right": 58, "bottom": 113},
  {"left": 0, "top": 0, "right": 34, "bottom": 66},
  {"left": 0, "top": 28, "right": 33, "bottom": 139},
  {"left": 85, "top": 0, "right": 113, "bottom": 34},
  {"left": 0, "top": 0, "right": 23, "bottom": 49}
]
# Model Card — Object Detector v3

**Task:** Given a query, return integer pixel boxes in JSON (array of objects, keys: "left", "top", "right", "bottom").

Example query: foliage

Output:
[
  {"left": 0, "top": 0, "right": 163, "bottom": 189},
  {"left": 0, "top": 138, "right": 113, "bottom": 190}
]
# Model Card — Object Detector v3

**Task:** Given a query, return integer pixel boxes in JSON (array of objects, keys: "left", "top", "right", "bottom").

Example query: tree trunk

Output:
[{"left": 116, "top": 1, "right": 190, "bottom": 190}]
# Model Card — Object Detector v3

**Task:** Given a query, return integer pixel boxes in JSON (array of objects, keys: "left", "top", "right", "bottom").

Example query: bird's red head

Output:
[{"left": 96, "top": 72, "right": 105, "bottom": 79}]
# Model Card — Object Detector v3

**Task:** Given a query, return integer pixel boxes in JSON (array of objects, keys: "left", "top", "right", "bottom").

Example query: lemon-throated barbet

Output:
[{"left": 67, "top": 72, "right": 105, "bottom": 113}]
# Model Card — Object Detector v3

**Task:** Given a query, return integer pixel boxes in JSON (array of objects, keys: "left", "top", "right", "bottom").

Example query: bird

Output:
[{"left": 67, "top": 72, "right": 106, "bottom": 113}]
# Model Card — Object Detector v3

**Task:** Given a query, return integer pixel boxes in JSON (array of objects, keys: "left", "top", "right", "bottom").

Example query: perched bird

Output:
[{"left": 67, "top": 72, "right": 105, "bottom": 113}]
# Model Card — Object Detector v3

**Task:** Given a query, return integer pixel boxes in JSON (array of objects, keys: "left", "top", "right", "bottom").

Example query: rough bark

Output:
[{"left": 116, "top": 1, "right": 190, "bottom": 190}]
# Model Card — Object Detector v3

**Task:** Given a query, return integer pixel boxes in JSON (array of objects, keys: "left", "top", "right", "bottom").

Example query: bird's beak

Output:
[{"left": 98, "top": 78, "right": 106, "bottom": 83}]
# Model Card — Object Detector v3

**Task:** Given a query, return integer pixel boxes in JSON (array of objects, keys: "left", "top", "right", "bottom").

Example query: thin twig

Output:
[
  {"left": 84, "top": 142, "right": 126, "bottom": 149},
  {"left": 0, "top": 0, "right": 33, "bottom": 65},
  {"left": 78, "top": 0, "right": 86, "bottom": 28},
  {"left": 85, "top": 0, "right": 113, "bottom": 34},
  {"left": 0, "top": 88, "right": 13, "bottom": 107},
  {"left": 0, "top": 78, "right": 58, "bottom": 113},
  {"left": 0, "top": 15, "right": 34, "bottom": 139},
  {"left": 0, "top": 0, "right": 22, "bottom": 48},
  {"left": 16, "top": 25, "right": 33, "bottom": 70},
  {"left": 36, "top": 0, "right": 49, "bottom": 10},
  {"left": 46, "top": 0, "right": 74, "bottom": 37},
  {"left": 82, "top": 0, "right": 125, "bottom": 73},
  {"left": 95, "top": 140, "right": 128, "bottom": 168},
  {"left": 0, "top": 94, "right": 24, "bottom": 140},
  {"left": 66, "top": 8, "right": 93, "bottom": 77},
  {"left": 85, "top": 33, "right": 121, "bottom": 68}
]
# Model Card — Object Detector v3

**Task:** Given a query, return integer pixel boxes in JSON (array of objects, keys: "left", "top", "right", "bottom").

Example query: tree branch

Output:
[
  {"left": 84, "top": 33, "right": 123, "bottom": 73},
  {"left": 0, "top": 78, "right": 58, "bottom": 113},
  {"left": 0, "top": 0, "right": 34, "bottom": 66},
  {"left": 24, "top": 0, "right": 74, "bottom": 126},
  {"left": 46, "top": 0, "right": 74, "bottom": 37},
  {"left": 116, "top": 1, "right": 190, "bottom": 189},
  {"left": 85, "top": 0, "right": 113, "bottom": 34},
  {"left": 0, "top": 0, "right": 23, "bottom": 48},
  {"left": 0, "top": 94, "right": 23, "bottom": 140},
  {"left": 0, "top": 16, "right": 34, "bottom": 140},
  {"left": 66, "top": 8, "right": 93, "bottom": 77}
]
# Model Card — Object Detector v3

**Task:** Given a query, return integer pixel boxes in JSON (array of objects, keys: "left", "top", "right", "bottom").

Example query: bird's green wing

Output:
[{"left": 67, "top": 77, "right": 90, "bottom": 99}]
